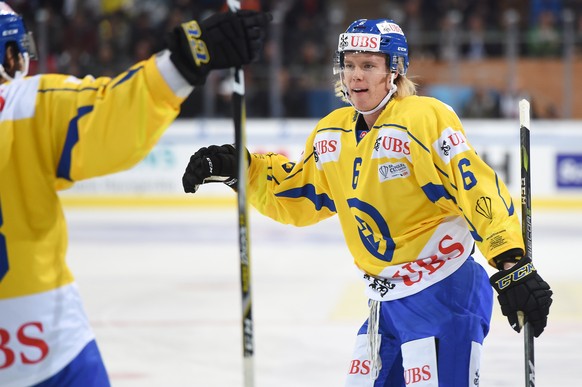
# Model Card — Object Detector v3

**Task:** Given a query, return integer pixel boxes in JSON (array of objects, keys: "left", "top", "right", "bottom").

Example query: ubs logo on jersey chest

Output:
[
  {"left": 372, "top": 128, "right": 412, "bottom": 161},
  {"left": 374, "top": 135, "right": 410, "bottom": 155}
]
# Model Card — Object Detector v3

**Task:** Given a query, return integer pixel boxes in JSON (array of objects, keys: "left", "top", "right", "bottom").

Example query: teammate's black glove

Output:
[
  {"left": 183, "top": 144, "right": 241, "bottom": 193},
  {"left": 490, "top": 257, "right": 552, "bottom": 337},
  {"left": 166, "top": 10, "right": 272, "bottom": 85}
]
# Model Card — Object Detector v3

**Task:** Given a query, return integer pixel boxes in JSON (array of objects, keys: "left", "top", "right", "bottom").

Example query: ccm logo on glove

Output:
[
  {"left": 490, "top": 260, "right": 534, "bottom": 290},
  {"left": 490, "top": 257, "right": 552, "bottom": 337}
]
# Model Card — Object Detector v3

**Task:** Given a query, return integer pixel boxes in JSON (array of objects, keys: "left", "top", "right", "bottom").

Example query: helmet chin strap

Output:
[{"left": 342, "top": 72, "right": 397, "bottom": 116}]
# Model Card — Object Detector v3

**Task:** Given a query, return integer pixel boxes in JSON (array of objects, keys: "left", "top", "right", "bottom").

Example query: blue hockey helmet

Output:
[
  {"left": 0, "top": 2, "right": 36, "bottom": 80},
  {"left": 336, "top": 18, "right": 409, "bottom": 75}
]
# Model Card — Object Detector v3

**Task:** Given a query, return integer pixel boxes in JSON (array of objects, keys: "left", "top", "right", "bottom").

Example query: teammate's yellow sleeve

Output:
[
  {"left": 0, "top": 122, "right": 12, "bottom": 171},
  {"left": 53, "top": 55, "right": 184, "bottom": 190}
]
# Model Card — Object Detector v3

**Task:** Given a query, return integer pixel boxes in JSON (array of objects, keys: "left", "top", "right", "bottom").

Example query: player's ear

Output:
[
  {"left": 3, "top": 44, "right": 23, "bottom": 77},
  {"left": 387, "top": 71, "right": 398, "bottom": 86}
]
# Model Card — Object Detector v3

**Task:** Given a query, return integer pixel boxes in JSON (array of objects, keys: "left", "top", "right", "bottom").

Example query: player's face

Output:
[{"left": 342, "top": 52, "right": 391, "bottom": 111}]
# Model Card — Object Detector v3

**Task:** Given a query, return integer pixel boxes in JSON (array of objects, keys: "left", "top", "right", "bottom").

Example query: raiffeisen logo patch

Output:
[
  {"left": 313, "top": 131, "right": 341, "bottom": 169},
  {"left": 557, "top": 154, "right": 582, "bottom": 188},
  {"left": 433, "top": 127, "right": 470, "bottom": 164},
  {"left": 378, "top": 161, "right": 410, "bottom": 182}
]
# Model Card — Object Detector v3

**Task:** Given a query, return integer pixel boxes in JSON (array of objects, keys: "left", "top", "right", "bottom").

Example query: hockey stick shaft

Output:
[
  {"left": 226, "top": 1, "right": 255, "bottom": 386},
  {"left": 519, "top": 99, "right": 535, "bottom": 387}
]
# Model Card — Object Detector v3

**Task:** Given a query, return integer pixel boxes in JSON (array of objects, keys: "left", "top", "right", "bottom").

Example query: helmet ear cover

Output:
[{"left": 0, "top": 3, "right": 37, "bottom": 80}]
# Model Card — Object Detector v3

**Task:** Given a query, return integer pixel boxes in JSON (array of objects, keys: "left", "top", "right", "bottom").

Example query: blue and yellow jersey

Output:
[
  {"left": 0, "top": 53, "right": 185, "bottom": 385},
  {"left": 248, "top": 96, "right": 524, "bottom": 300}
]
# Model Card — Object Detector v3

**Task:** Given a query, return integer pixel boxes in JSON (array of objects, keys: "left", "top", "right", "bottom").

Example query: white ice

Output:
[{"left": 65, "top": 205, "right": 582, "bottom": 386}]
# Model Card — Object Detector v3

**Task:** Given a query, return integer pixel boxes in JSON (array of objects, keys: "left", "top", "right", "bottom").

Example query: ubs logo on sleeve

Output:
[
  {"left": 433, "top": 127, "right": 470, "bottom": 164},
  {"left": 313, "top": 131, "right": 341, "bottom": 169}
]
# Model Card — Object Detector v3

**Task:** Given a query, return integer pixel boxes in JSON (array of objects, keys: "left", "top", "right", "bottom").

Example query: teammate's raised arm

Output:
[
  {"left": 0, "top": 2, "right": 270, "bottom": 386},
  {"left": 165, "top": 10, "right": 271, "bottom": 86}
]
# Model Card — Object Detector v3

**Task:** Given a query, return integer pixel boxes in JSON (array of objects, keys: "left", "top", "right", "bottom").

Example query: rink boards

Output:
[{"left": 59, "top": 118, "right": 582, "bottom": 209}]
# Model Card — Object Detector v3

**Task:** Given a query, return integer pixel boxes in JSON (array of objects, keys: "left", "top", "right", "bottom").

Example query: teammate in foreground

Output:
[
  {"left": 0, "top": 3, "right": 270, "bottom": 386},
  {"left": 182, "top": 18, "right": 552, "bottom": 386}
]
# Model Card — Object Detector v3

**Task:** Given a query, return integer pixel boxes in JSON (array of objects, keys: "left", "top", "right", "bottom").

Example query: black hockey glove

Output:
[
  {"left": 183, "top": 144, "right": 242, "bottom": 193},
  {"left": 166, "top": 10, "right": 272, "bottom": 85},
  {"left": 490, "top": 257, "right": 552, "bottom": 337}
]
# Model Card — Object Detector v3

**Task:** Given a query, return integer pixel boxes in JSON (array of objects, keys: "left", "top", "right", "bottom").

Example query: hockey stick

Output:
[
  {"left": 226, "top": 1, "right": 255, "bottom": 386},
  {"left": 519, "top": 99, "right": 535, "bottom": 387}
]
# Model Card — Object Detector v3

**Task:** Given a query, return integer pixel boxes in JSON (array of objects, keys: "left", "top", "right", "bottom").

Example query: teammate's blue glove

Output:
[
  {"left": 166, "top": 10, "right": 272, "bottom": 85},
  {"left": 183, "top": 144, "right": 243, "bottom": 193},
  {"left": 490, "top": 257, "right": 552, "bottom": 337}
]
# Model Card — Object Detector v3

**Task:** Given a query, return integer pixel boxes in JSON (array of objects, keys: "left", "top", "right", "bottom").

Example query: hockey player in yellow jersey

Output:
[
  {"left": 183, "top": 18, "right": 553, "bottom": 386},
  {"left": 0, "top": 2, "right": 271, "bottom": 386}
]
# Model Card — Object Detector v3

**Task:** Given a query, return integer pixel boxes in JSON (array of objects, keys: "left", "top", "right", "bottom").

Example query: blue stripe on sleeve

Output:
[
  {"left": 112, "top": 66, "right": 143, "bottom": 89},
  {"left": 421, "top": 182, "right": 455, "bottom": 204},
  {"left": 57, "top": 106, "right": 94, "bottom": 181},
  {"left": 496, "top": 173, "right": 515, "bottom": 216},
  {"left": 421, "top": 183, "right": 482, "bottom": 241},
  {"left": 275, "top": 184, "right": 336, "bottom": 213}
]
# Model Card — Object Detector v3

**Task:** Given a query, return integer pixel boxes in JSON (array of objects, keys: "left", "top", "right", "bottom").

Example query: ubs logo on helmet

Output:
[
  {"left": 338, "top": 33, "right": 380, "bottom": 52},
  {"left": 375, "top": 21, "right": 404, "bottom": 35}
]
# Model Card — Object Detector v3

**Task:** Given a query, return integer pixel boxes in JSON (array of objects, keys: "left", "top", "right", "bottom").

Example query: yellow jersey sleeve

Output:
[
  {"left": 405, "top": 98, "right": 524, "bottom": 266},
  {"left": 0, "top": 54, "right": 186, "bottom": 298}
]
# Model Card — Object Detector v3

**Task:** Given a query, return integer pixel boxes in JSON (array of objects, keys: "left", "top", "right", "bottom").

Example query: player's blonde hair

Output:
[{"left": 394, "top": 74, "right": 417, "bottom": 99}]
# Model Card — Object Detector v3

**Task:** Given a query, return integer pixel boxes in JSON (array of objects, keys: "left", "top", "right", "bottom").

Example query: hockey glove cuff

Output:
[
  {"left": 489, "top": 257, "right": 553, "bottom": 337},
  {"left": 183, "top": 144, "right": 250, "bottom": 193},
  {"left": 166, "top": 10, "right": 272, "bottom": 85}
]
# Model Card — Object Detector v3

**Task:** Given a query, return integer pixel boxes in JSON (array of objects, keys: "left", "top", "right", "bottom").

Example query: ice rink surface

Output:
[{"left": 64, "top": 204, "right": 581, "bottom": 387}]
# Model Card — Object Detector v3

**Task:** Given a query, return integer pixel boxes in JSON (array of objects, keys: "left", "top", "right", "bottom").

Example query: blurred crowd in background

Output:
[{"left": 11, "top": 0, "right": 582, "bottom": 119}]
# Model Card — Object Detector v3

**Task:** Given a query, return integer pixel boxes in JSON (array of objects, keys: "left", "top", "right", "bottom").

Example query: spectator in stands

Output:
[
  {"left": 463, "top": 13, "right": 488, "bottom": 60},
  {"left": 527, "top": 9, "right": 561, "bottom": 57},
  {"left": 463, "top": 84, "right": 501, "bottom": 118}
]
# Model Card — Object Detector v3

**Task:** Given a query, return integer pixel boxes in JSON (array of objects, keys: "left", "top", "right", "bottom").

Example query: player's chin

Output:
[
  {"left": 352, "top": 100, "right": 375, "bottom": 111},
  {"left": 350, "top": 94, "right": 370, "bottom": 107}
]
